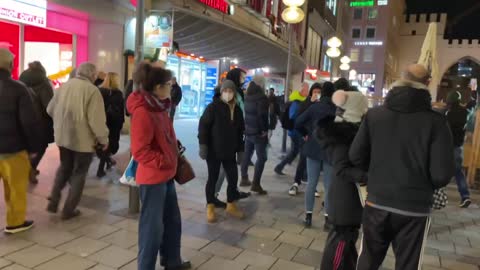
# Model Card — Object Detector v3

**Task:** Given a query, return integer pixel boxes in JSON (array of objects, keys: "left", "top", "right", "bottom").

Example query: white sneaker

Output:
[
  {"left": 289, "top": 184, "right": 299, "bottom": 196},
  {"left": 315, "top": 191, "right": 321, "bottom": 198}
]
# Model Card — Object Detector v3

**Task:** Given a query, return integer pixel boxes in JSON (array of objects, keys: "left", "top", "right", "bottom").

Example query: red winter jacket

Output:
[{"left": 127, "top": 91, "right": 178, "bottom": 185}]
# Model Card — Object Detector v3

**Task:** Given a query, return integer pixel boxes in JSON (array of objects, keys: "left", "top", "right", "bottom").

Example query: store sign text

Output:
[
  {"left": 350, "top": 0, "right": 374, "bottom": 7},
  {"left": 0, "top": 0, "right": 47, "bottom": 27},
  {"left": 354, "top": 41, "right": 383, "bottom": 46},
  {"left": 198, "top": 0, "right": 232, "bottom": 14}
]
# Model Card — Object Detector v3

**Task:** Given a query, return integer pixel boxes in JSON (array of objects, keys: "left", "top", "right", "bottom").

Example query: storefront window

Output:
[
  {"left": 351, "top": 73, "right": 376, "bottom": 94},
  {"left": 326, "top": 0, "right": 337, "bottom": 15}
]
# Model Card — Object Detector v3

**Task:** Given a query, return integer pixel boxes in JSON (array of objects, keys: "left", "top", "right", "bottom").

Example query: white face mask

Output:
[{"left": 221, "top": 92, "right": 234, "bottom": 103}]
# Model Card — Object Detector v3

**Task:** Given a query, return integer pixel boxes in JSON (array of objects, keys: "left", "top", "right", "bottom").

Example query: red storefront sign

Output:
[
  {"left": 130, "top": 0, "right": 137, "bottom": 6},
  {"left": 199, "top": 0, "right": 230, "bottom": 14}
]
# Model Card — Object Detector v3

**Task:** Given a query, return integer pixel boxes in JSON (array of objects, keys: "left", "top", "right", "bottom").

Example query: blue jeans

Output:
[
  {"left": 305, "top": 158, "right": 333, "bottom": 214},
  {"left": 454, "top": 147, "right": 470, "bottom": 200},
  {"left": 138, "top": 180, "right": 182, "bottom": 270},
  {"left": 241, "top": 136, "right": 268, "bottom": 183}
]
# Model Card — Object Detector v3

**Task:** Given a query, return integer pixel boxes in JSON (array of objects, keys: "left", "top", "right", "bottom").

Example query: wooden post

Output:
[{"left": 466, "top": 110, "right": 480, "bottom": 186}]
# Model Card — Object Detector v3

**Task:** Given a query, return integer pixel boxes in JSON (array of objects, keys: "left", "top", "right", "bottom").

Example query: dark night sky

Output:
[{"left": 405, "top": 0, "right": 480, "bottom": 39}]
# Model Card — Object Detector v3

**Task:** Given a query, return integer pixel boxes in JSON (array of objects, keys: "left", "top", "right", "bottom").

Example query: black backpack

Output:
[{"left": 280, "top": 102, "right": 295, "bottom": 130}]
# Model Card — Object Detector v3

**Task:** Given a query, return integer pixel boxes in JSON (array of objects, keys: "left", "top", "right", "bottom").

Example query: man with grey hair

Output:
[
  {"left": 47, "top": 62, "right": 109, "bottom": 220},
  {"left": 350, "top": 64, "right": 454, "bottom": 269},
  {"left": 0, "top": 48, "right": 41, "bottom": 234}
]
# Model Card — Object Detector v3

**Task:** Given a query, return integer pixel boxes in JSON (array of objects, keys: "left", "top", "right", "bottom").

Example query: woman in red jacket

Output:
[{"left": 127, "top": 63, "right": 190, "bottom": 270}]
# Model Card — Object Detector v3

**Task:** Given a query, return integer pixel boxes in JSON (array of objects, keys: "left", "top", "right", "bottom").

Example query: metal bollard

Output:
[{"left": 128, "top": 186, "right": 140, "bottom": 214}]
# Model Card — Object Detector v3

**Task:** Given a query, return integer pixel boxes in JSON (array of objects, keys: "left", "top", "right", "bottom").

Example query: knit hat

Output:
[
  {"left": 446, "top": 91, "right": 461, "bottom": 104},
  {"left": 221, "top": 80, "right": 236, "bottom": 91},
  {"left": 332, "top": 90, "right": 368, "bottom": 123}
]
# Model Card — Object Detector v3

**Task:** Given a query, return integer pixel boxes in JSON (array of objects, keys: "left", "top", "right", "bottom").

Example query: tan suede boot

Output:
[
  {"left": 207, "top": 204, "right": 217, "bottom": 223},
  {"left": 226, "top": 202, "right": 245, "bottom": 219}
]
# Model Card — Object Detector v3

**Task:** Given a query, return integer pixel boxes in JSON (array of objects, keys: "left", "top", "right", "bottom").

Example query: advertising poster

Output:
[{"left": 145, "top": 12, "right": 173, "bottom": 49}]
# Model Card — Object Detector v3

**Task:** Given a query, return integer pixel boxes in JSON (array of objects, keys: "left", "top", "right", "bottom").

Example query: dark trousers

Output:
[
  {"left": 97, "top": 127, "right": 122, "bottom": 173},
  {"left": 357, "top": 205, "right": 431, "bottom": 270},
  {"left": 49, "top": 147, "right": 93, "bottom": 215},
  {"left": 241, "top": 135, "right": 268, "bottom": 184},
  {"left": 30, "top": 144, "right": 47, "bottom": 170},
  {"left": 454, "top": 147, "right": 470, "bottom": 200},
  {"left": 138, "top": 180, "right": 182, "bottom": 270},
  {"left": 320, "top": 226, "right": 359, "bottom": 270},
  {"left": 276, "top": 136, "right": 301, "bottom": 170},
  {"left": 206, "top": 159, "right": 239, "bottom": 203},
  {"left": 294, "top": 153, "right": 307, "bottom": 184}
]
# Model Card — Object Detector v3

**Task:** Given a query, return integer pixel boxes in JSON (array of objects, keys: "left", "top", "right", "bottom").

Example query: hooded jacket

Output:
[
  {"left": 349, "top": 80, "right": 455, "bottom": 214},
  {"left": 317, "top": 121, "right": 366, "bottom": 226},
  {"left": 127, "top": 91, "right": 178, "bottom": 185},
  {"left": 295, "top": 96, "right": 336, "bottom": 161},
  {"left": 198, "top": 95, "right": 245, "bottom": 160},
  {"left": 287, "top": 91, "right": 306, "bottom": 137},
  {"left": 0, "top": 69, "right": 42, "bottom": 154},
  {"left": 19, "top": 68, "right": 54, "bottom": 144},
  {"left": 244, "top": 81, "right": 269, "bottom": 137}
]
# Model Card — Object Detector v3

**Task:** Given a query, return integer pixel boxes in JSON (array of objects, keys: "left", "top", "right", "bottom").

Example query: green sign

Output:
[{"left": 350, "top": 0, "right": 374, "bottom": 7}]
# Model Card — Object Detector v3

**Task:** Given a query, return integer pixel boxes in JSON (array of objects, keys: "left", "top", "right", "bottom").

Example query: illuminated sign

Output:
[
  {"left": 199, "top": 0, "right": 232, "bottom": 14},
  {"left": 0, "top": 0, "right": 47, "bottom": 27},
  {"left": 350, "top": 0, "right": 374, "bottom": 7},
  {"left": 354, "top": 41, "right": 383, "bottom": 46},
  {"left": 378, "top": 0, "right": 388, "bottom": 5}
]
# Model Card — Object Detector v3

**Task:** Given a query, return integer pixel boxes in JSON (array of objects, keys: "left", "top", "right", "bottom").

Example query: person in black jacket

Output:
[
  {"left": 351, "top": 64, "right": 455, "bottom": 270},
  {"left": 170, "top": 77, "right": 182, "bottom": 121},
  {"left": 0, "top": 48, "right": 41, "bottom": 234},
  {"left": 295, "top": 82, "right": 337, "bottom": 228},
  {"left": 199, "top": 80, "right": 246, "bottom": 223},
  {"left": 267, "top": 88, "right": 280, "bottom": 139},
  {"left": 19, "top": 61, "right": 54, "bottom": 184},
  {"left": 317, "top": 90, "right": 368, "bottom": 270},
  {"left": 97, "top": 72, "right": 125, "bottom": 178},
  {"left": 240, "top": 75, "right": 270, "bottom": 194},
  {"left": 445, "top": 91, "right": 471, "bottom": 208}
]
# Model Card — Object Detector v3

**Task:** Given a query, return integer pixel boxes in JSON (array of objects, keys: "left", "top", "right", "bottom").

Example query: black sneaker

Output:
[
  {"left": 238, "top": 191, "right": 251, "bottom": 200},
  {"left": 165, "top": 260, "right": 192, "bottom": 270},
  {"left": 304, "top": 213, "right": 312, "bottom": 228},
  {"left": 460, "top": 198, "right": 472, "bottom": 208},
  {"left": 61, "top": 209, "right": 82, "bottom": 220},
  {"left": 5, "top": 220, "right": 34, "bottom": 234},
  {"left": 212, "top": 197, "right": 227, "bottom": 209},
  {"left": 274, "top": 166, "right": 285, "bottom": 176}
]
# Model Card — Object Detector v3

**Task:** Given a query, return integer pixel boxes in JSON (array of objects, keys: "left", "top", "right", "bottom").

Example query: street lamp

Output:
[
  {"left": 327, "top": 36, "right": 342, "bottom": 48},
  {"left": 326, "top": 47, "right": 341, "bottom": 58},
  {"left": 340, "top": 56, "right": 351, "bottom": 64},
  {"left": 340, "top": 63, "right": 351, "bottom": 70},
  {"left": 281, "top": 0, "right": 305, "bottom": 153}
]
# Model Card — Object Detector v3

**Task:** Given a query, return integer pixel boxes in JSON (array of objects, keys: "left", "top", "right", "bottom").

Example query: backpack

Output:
[{"left": 280, "top": 102, "right": 295, "bottom": 130}]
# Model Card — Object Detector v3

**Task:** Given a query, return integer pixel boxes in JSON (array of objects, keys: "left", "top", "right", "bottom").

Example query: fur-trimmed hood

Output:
[{"left": 386, "top": 79, "right": 432, "bottom": 113}]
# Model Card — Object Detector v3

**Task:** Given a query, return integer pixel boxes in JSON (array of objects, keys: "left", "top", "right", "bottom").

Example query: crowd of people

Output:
[{"left": 0, "top": 43, "right": 476, "bottom": 270}]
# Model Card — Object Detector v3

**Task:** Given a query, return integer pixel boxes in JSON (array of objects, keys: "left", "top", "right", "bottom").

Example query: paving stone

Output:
[
  {"left": 1, "top": 264, "right": 31, "bottom": 270},
  {"left": 99, "top": 229, "right": 137, "bottom": 249},
  {"left": 181, "top": 247, "right": 213, "bottom": 269},
  {"left": 292, "top": 248, "right": 322, "bottom": 267},
  {"left": 56, "top": 237, "right": 110, "bottom": 257},
  {"left": 0, "top": 238, "right": 35, "bottom": 257},
  {"left": 201, "top": 241, "right": 243, "bottom": 260},
  {"left": 308, "top": 239, "right": 325, "bottom": 252},
  {"left": 73, "top": 223, "right": 121, "bottom": 239},
  {"left": 235, "top": 250, "right": 277, "bottom": 268},
  {"left": 112, "top": 219, "right": 138, "bottom": 233},
  {"left": 272, "top": 243, "right": 300, "bottom": 261},
  {"left": 17, "top": 229, "right": 78, "bottom": 248},
  {"left": 246, "top": 225, "right": 282, "bottom": 240},
  {"left": 272, "top": 221, "right": 304, "bottom": 234},
  {"left": 276, "top": 232, "right": 313, "bottom": 248},
  {"left": 5, "top": 244, "right": 63, "bottom": 268},
  {"left": 181, "top": 235, "right": 211, "bottom": 250},
  {"left": 88, "top": 245, "right": 136, "bottom": 268},
  {"left": 197, "top": 256, "right": 248, "bottom": 270},
  {"left": 0, "top": 258, "right": 13, "bottom": 268},
  {"left": 270, "top": 259, "right": 315, "bottom": 270},
  {"left": 35, "top": 253, "right": 97, "bottom": 270},
  {"left": 87, "top": 265, "right": 116, "bottom": 270},
  {"left": 236, "top": 236, "right": 281, "bottom": 255},
  {"left": 426, "top": 239, "right": 455, "bottom": 253},
  {"left": 441, "top": 259, "right": 479, "bottom": 270}
]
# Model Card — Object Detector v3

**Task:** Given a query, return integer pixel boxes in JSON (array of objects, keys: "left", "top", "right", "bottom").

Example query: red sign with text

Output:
[{"left": 199, "top": 0, "right": 230, "bottom": 14}]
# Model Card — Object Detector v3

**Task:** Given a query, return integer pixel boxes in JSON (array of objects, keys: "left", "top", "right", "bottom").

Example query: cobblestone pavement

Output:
[{"left": 1, "top": 119, "right": 480, "bottom": 270}]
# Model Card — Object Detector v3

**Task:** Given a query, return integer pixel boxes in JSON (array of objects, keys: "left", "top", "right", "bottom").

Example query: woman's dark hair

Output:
[
  {"left": 133, "top": 62, "right": 172, "bottom": 92},
  {"left": 28, "top": 61, "right": 46, "bottom": 75},
  {"left": 322, "top": 82, "right": 335, "bottom": 98},
  {"left": 334, "top": 78, "right": 350, "bottom": 91}
]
